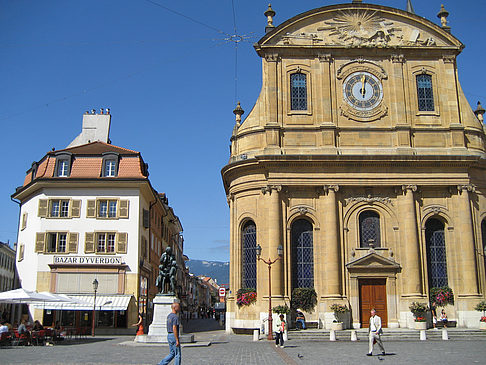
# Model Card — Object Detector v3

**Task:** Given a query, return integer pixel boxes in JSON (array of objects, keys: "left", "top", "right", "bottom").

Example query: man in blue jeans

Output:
[{"left": 159, "top": 302, "right": 181, "bottom": 365}]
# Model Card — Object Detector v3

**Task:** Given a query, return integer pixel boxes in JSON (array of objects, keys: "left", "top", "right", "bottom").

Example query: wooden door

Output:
[{"left": 359, "top": 279, "right": 387, "bottom": 328}]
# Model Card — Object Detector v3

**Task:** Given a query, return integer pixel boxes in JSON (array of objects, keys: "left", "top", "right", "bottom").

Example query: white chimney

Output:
[{"left": 67, "top": 110, "right": 111, "bottom": 148}]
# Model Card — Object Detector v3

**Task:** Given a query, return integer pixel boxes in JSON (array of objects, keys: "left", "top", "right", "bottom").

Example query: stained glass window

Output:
[
  {"left": 426, "top": 218, "right": 448, "bottom": 288},
  {"left": 417, "top": 74, "right": 434, "bottom": 111},
  {"left": 359, "top": 211, "right": 381, "bottom": 248},
  {"left": 482, "top": 220, "right": 486, "bottom": 277},
  {"left": 291, "top": 73, "right": 307, "bottom": 110},
  {"left": 292, "top": 219, "right": 314, "bottom": 288},
  {"left": 242, "top": 221, "right": 257, "bottom": 289}
]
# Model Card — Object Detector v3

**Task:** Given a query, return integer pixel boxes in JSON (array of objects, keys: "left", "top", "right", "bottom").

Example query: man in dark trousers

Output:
[{"left": 158, "top": 302, "right": 181, "bottom": 365}]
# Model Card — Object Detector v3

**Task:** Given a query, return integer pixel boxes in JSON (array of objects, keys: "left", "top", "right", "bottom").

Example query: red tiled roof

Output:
[
  {"left": 54, "top": 141, "right": 139, "bottom": 155},
  {"left": 70, "top": 158, "right": 103, "bottom": 178}
]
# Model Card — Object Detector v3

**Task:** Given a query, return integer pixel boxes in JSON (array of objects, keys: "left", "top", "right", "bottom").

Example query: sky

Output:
[{"left": 1, "top": 0, "right": 485, "bottom": 262}]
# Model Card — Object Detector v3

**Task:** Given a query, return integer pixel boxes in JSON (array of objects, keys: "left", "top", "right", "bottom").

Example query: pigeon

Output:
[{"left": 297, "top": 353, "right": 304, "bottom": 359}]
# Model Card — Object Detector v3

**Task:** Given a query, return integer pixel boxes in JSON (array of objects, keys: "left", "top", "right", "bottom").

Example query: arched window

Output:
[
  {"left": 359, "top": 211, "right": 381, "bottom": 248},
  {"left": 416, "top": 74, "right": 434, "bottom": 111},
  {"left": 425, "top": 218, "right": 448, "bottom": 288},
  {"left": 291, "top": 219, "right": 314, "bottom": 288},
  {"left": 242, "top": 221, "right": 257, "bottom": 289},
  {"left": 290, "top": 73, "right": 307, "bottom": 110},
  {"left": 481, "top": 219, "right": 486, "bottom": 278}
]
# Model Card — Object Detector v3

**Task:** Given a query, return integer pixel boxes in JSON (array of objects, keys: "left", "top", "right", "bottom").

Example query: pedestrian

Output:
[
  {"left": 295, "top": 309, "right": 306, "bottom": 330},
  {"left": 440, "top": 309, "right": 448, "bottom": 328},
  {"left": 367, "top": 309, "right": 385, "bottom": 357},
  {"left": 274, "top": 314, "right": 286, "bottom": 348},
  {"left": 430, "top": 302, "right": 438, "bottom": 330},
  {"left": 158, "top": 302, "right": 181, "bottom": 365},
  {"left": 132, "top": 313, "right": 144, "bottom": 336}
]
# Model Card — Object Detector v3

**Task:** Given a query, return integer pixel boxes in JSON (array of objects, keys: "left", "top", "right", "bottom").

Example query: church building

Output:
[{"left": 222, "top": 1, "right": 486, "bottom": 330}]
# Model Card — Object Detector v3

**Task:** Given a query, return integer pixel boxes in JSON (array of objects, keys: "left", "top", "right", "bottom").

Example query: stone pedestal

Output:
[{"left": 135, "top": 295, "right": 194, "bottom": 343}]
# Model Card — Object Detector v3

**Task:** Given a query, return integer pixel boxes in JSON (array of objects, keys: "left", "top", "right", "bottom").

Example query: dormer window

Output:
[
  {"left": 55, "top": 152, "right": 72, "bottom": 177},
  {"left": 102, "top": 153, "right": 119, "bottom": 177}
]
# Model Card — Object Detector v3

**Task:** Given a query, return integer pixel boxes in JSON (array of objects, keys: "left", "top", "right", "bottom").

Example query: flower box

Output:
[
  {"left": 479, "top": 321, "right": 486, "bottom": 330},
  {"left": 415, "top": 321, "right": 427, "bottom": 330},
  {"left": 331, "top": 322, "right": 343, "bottom": 331}
]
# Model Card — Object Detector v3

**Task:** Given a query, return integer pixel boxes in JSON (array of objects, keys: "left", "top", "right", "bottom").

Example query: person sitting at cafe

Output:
[
  {"left": 18, "top": 319, "right": 31, "bottom": 344},
  {"left": 0, "top": 321, "right": 9, "bottom": 335},
  {"left": 295, "top": 309, "right": 306, "bottom": 330},
  {"left": 33, "top": 320, "right": 44, "bottom": 331}
]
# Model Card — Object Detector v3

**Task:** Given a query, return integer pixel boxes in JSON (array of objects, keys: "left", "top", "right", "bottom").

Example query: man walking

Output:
[
  {"left": 159, "top": 302, "right": 181, "bottom": 365},
  {"left": 367, "top": 308, "right": 385, "bottom": 356}
]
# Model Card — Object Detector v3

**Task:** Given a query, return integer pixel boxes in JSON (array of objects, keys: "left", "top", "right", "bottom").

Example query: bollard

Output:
[
  {"left": 442, "top": 328, "right": 448, "bottom": 340},
  {"left": 420, "top": 329, "right": 426, "bottom": 341},
  {"left": 253, "top": 329, "right": 259, "bottom": 341},
  {"left": 351, "top": 330, "right": 357, "bottom": 341},
  {"left": 330, "top": 329, "right": 336, "bottom": 341}
]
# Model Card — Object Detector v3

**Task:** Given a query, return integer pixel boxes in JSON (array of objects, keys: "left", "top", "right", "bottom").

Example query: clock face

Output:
[{"left": 343, "top": 72, "right": 383, "bottom": 111}]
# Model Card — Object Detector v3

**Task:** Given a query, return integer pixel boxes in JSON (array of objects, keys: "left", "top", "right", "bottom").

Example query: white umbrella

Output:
[{"left": 0, "top": 288, "right": 60, "bottom": 303}]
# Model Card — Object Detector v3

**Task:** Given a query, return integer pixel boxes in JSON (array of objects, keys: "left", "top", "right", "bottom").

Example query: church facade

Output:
[{"left": 221, "top": 2, "right": 486, "bottom": 330}]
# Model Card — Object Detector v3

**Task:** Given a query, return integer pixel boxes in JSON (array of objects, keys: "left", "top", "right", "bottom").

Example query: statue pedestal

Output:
[{"left": 134, "top": 294, "right": 194, "bottom": 343}]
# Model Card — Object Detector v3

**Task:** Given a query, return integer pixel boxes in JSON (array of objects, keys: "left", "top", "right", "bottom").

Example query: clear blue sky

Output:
[{"left": 1, "top": 1, "right": 485, "bottom": 262}]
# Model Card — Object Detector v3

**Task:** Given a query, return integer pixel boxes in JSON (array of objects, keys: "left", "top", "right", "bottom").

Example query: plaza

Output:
[{"left": 1, "top": 323, "right": 486, "bottom": 365}]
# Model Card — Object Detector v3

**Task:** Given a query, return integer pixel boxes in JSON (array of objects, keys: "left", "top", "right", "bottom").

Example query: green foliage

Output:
[
  {"left": 291, "top": 288, "right": 317, "bottom": 313},
  {"left": 474, "top": 301, "right": 486, "bottom": 313},
  {"left": 430, "top": 286, "right": 454, "bottom": 306},
  {"left": 272, "top": 304, "right": 290, "bottom": 315},
  {"left": 329, "top": 304, "right": 349, "bottom": 314},
  {"left": 409, "top": 301, "right": 428, "bottom": 316}
]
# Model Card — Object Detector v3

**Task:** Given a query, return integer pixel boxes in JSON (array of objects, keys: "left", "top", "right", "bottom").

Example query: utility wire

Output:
[{"left": 232, "top": 0, "right": 239, "bottom": 103}]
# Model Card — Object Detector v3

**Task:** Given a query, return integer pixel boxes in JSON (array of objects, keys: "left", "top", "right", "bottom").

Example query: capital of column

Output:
[
  {"left": 457, "top": 184, "right": 476, "bottom": 194},
  {"left": 318, "top": 53, "right": 333, "bottom": 63},
  {"left": 264, "top": 54, "right": 279, "bottom": 62},
  {"left": 323, "top": 184, "right": 339, "bottom": 194},
  {"left": 401, "top": 184, "right": 417, "bottom": 194},
  {"left": 261, "top": 185, "right": 282, "bottom": 195},
  {"left": 226, "top": 192, "right": 235, "bottom": 204}
]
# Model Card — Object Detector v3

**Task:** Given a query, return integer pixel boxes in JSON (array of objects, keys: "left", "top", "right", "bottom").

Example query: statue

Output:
[{"left": 155, "top": 247, "right": 178, "bottom": 294}]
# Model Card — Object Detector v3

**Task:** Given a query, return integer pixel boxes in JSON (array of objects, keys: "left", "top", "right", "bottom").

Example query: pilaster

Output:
[{"left": 322, "top": 185, "right": 341, "bottom": 298}]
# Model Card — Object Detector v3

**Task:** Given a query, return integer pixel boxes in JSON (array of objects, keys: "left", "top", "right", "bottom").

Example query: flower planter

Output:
[
  {"left": 415, "top": 321, "right": 427, "bottom": 330},
  {"left": 331, "top": 322, "right": 343, "bottom": 331},
  {"left": 479, "top": 322, "right": 486, "bottom": 330}
]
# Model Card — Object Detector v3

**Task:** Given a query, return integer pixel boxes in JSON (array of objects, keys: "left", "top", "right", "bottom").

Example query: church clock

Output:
[{"left": 343, "top": 71, "right": 383, "bottom": 111}]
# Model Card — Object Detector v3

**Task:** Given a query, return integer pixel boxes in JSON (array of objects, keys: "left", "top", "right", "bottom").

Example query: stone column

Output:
[
  {"left": 457, "top": 185, "right": 479, "bottom": 295},
  {"left": 399, "top": 185, "right": 422, "bottom": 296},
  {"left": 265, "top": 185, "right": 283, "bottom": 297},
  {"left": 323, "top": 185, "right": 341, "bottom": 297},
  {"left": 227, "top": 193, "right": 237, "bottom": 295}
]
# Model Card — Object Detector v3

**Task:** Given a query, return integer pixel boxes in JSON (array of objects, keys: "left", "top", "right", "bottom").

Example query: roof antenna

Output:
[{"left": 406, "top": 0, "right": 415, "bottom": 14}]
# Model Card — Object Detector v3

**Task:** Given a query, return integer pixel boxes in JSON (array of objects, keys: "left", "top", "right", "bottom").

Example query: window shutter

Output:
[
  {"left": 143, "top": 209, "right": 149, "bottom": 228},
  {"left": 71, "top": 200, "right": 81, "bottom": 218},
  {"left": 38, "top": 200, "right": 48, "bottom": 217},
  {"left": 68, "top": 232, "right": 79, "bottom": 253},
  {"left": 86, "top": 200, "right": 96, "bottom": 218},
  {"left": 21, "top": 213, "right": 28, "bottom": 230},
  {"left": 119, "top": 200, "right": 129, "bottom": 218},
  {"left": 18, "top": 244, "right": 25, "bottom": 262},
  {"left": 117, "top": 232, "right": 128, "bottom": 254},
  {"left": 85, "top": 232, "right": 95, "bottom": 253},
  {"left": 35, "top": 233, "right": 46, "bottom": 253}
]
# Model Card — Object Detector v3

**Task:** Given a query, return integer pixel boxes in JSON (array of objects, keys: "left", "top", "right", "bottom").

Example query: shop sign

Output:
[{"left": 53, "top": 256, "right": 123, "bottom": 265}]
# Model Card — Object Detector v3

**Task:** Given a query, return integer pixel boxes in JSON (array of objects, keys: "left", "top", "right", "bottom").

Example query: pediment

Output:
[
  {"left": 258, "top": 4, "right": 462, "bottom": 50},
  {"left": 346, "top": 251, "right": 401, "bottom": 272}
]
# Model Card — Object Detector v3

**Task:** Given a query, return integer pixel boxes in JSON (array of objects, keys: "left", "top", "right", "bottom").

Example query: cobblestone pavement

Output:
[{"left": 2, "top": 330, "right": 486, "bottom": 364}]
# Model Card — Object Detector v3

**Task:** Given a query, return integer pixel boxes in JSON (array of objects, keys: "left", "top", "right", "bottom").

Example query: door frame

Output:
[{"left": 358, "top": 278, "right": 388, "bottom": 328}]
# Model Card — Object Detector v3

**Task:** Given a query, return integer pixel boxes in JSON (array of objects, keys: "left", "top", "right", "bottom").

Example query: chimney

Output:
[{"left": 67, "top": 108, "right": 111, "bottom": 148}]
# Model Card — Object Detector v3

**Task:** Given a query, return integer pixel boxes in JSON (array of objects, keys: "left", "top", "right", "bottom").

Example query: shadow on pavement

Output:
[{"left": 182, "top": 318, "right": 224, "bottom": 333}]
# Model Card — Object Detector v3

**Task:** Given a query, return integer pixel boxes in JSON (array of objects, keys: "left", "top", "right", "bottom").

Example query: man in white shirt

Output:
[
  {"left": 367, "top": 309, "right": 385, "bottom": 356},
  {"left": 0, "top": 322, "right": 9, "bottom": 334}
]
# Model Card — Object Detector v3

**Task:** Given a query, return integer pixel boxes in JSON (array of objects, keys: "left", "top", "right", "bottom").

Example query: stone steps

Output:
[{"left": 287, "top": 329, "right": 486, "bottom": 341}]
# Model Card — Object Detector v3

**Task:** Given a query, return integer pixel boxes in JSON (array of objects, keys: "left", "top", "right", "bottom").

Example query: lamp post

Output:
[
  {"left": 92, "top": 278, "right": 98, "bottom": 337},
  {"left": 256, "top": 243, "right": 283, "bottom": 340}
]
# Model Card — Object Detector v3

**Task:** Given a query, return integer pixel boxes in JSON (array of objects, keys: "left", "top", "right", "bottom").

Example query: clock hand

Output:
[{"left": 360, "top": 75, "right": 366, "bottom": 98}]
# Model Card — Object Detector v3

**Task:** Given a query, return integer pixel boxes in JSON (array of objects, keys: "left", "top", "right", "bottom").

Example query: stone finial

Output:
[
  {"left": 437, "top": 4, "right": 450, "bottom": 31},
  {"left": 233, "top": 101, "right": 244, "bottom": 126},
  {"left": 406, "top": 0, "right": 415, "bottom": 14},
  {"left": 474, "top": 101, "right": 485, "bottom": 122},
  {"left": 264, "top": 4, "right": 276, "bottom": 33}
]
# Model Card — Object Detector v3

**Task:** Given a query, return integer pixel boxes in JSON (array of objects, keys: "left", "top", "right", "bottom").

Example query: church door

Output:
[{"left": 359, "top": 278, "right": 387, "bottom": 328}]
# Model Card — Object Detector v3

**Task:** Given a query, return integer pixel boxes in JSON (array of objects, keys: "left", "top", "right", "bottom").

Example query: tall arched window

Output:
[
  {"left": 416, "top": 74, "right": 434, "bottom": 111},
  {"left": 359, "top": 210, "right": 381, "bottom": 248},
  {"left": 291, "top": 219, "right": 314, "bottom": 288},
  {"left": 242, "top": 221, "right": 257, "bottom": 289},
  {"left": 481, "top": 219, "right": 486, "bottom": 278},
  {"left": 425, "top": 218, "right": 448, "bottom": 288},
  {"left": 290, "top": 73, "right": 307, "bottom": 110}
]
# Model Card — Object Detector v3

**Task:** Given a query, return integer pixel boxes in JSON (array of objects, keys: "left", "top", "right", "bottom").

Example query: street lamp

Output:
[
  {"left": 92, "top": 278, "right": 98, "bottom": 337},
  {"left": 256, "top": 243, "right": 283, "bottom": 340}
]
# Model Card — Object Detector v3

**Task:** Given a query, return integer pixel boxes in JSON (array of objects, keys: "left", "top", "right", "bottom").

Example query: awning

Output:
[{"left": 33, "top": 295, "right": 132, "bottom": 311}]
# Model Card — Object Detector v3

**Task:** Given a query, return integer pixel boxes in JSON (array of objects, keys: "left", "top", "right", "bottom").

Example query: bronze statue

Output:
[{"left": 156, "top": 247, "right": 178, "bottom": 294}]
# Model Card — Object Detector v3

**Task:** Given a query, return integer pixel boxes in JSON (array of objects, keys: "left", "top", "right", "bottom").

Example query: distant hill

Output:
[{"left": 186, "top": 260, "right": 229, "bottom": 286}]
